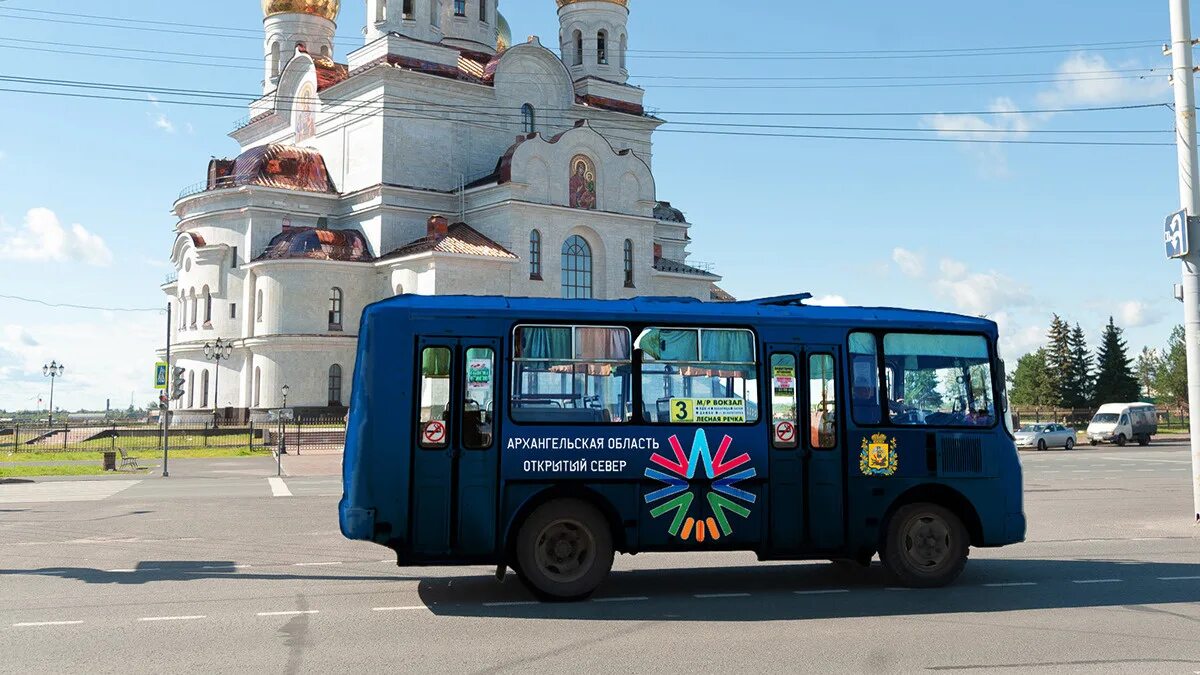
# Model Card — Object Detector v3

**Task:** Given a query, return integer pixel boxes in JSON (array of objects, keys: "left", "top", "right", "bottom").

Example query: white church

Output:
[{"left": 163, "top": 0, "right": 729, "bottom": 419}]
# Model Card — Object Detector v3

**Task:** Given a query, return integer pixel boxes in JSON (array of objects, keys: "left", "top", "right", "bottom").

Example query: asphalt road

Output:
[{"left": 1, "top": 443, "right": 1198, "bottom": 674}]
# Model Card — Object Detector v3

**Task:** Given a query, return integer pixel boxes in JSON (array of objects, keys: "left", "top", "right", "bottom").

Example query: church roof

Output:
[
  {"left": 208, "top": 144, "right": 338, "bottom": 195},
  {"left": 256, "top": 227, "right": 373, "bottom": 263},
  {"left": 654, "top": 256, "right": 718, "bottom": 278},
  {"left": 380, "top": 222, "right": 518, "bottom": 261},
  {"left": 313, "top": 55, "right": 350, "bottom": 90},
  {"left": 654, "top": 201, "right": 687, "bottom": 223},
  {"left": 710, "top": 285, "right": 737, "bottom": 303}
]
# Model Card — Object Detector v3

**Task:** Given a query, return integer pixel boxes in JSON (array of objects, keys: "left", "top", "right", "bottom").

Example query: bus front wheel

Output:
[
  {"left": 881, "top": 503, "right": 969, "bottom": 588},
  {"left": 514, "top": 499, "right": 614, "bottom": 601}
]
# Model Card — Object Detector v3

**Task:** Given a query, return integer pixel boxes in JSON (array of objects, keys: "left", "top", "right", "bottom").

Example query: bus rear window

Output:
[
  {"left": 511, "top": 325, "right": 632, "bottom": 424},
  {"left": 638, "top": 327, "right": 759, "bottom": 424}
]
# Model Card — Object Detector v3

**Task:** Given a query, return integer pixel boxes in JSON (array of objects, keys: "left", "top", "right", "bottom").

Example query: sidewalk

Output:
[{"left": 281, "top": 452, "right": 342, "bottom": 477}]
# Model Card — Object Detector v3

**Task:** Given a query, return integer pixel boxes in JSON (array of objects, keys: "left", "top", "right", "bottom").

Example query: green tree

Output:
[
  {"left": 1064, "top": 323, "right": 1094, "bottom": 408},
  {"left": 1092, "top": 317, "right": 1141, "bottom": 404},
  {"left": 1010, "top": 349, "right": 1056, "bottom": 406},
  {"left": 1154, "top": 325, "right": 1188, "bottom": 406},
  {"left": 1044, "top": 315, "right": 1072, "bottom": 406},
  {"left": 1135, "top": 346, "right": 1163, "bottom": 400},
  {"left": 905, "top": 370, "right": 944, "bottom": 409}
]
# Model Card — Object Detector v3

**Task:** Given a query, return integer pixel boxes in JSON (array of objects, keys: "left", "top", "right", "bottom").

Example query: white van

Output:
[{"left": 1086, "top": 403, "right": 1158, "bottom": 447}]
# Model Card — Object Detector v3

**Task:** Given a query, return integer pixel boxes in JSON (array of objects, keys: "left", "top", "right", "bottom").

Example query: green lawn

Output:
[
  {"left": 3, "top": 447, "right": 270, "bottom": 463},
  {"left": 0, "top": 465, "right": 140, "bottom": 478}
]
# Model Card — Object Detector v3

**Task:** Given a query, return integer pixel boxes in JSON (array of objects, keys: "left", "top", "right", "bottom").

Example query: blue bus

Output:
[{"left": 340, "top": 294, "right": 1025, "bottom": 600}]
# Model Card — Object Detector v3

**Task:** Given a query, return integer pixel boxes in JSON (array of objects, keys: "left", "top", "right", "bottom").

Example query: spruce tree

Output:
[
  {"left": 1044, "top": 315, "right": 1072, "bottom": 406},
  {"left": 1065, "top": 323, "right": 1094, "bottom": 408},
  {"left": 1092, "top": 317, "right": 1141, "bottom": 404},
  {"left": 1154, "top": 326, "right": 1188, "bottom": 406}
]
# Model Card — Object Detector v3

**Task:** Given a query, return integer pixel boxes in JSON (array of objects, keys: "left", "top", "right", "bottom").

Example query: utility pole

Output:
[
  {"left": 162, "top": 303, "right": 172, "bottom": 478},
  {"left": 1167, "top": 0, "right": 1200, "bottom": 523}
]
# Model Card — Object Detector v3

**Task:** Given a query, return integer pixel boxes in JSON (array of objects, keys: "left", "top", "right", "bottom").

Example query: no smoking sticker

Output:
[
  {"left": 423, "top": 420, "right": 447, "bottom": 446},
  {"left": 775, "top": 421, "right": 796, "bottom": 444}
]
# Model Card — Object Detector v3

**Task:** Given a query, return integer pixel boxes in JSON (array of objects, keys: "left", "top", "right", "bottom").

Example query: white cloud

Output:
[
  {"left": 934, "top": 257, "right": 1031, "bottom": 316},
  {"left": 809, "top": 294, "right": 848, "bottom": 307},
  {"left": 0, "top": 208, "right": 113, "bottom": 266},
  {"left": 1118, "top": 300, "right": 1163, "bottom": 328},
  {"left": 992, "top": 312, "right": 1046, "bottom": 359},
  {"left": 153, "top": 114, "right": 176, "bottom": 134},
  {"left": 892, "top": 248, "right": 926, "bottom": 278},
  {"left": 1036, "top": 52, "right": 1168, "bottom": 108},
  {"left": 924, "top": 97, "right": 1032, "bottom": 177}
]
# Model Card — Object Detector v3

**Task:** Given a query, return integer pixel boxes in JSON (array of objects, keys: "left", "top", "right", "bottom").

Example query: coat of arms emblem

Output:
[{"left": 859, "top": 433, "right": 899, "bottom": 477}]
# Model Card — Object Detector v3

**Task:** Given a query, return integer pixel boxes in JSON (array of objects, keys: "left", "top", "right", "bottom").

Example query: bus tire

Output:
[
  {"left": 881, "top": 503, "right": 969, "bottom": 589},
  {"left": 514, "top": 498, "right": 613, "bottom": 601}
]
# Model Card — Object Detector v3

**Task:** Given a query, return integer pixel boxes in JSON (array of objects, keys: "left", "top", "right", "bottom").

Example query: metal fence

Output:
[
  {"left": 1012, "top": 406, "right": 1189, "bottom": 430},
  {"left": 0, "top": 417, "right": 347, "bottom": 456}
]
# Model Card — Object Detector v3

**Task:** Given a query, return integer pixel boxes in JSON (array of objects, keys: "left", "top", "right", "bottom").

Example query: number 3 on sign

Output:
[{"left": 672, "top": 399, "right": 695, "bottom": 423}]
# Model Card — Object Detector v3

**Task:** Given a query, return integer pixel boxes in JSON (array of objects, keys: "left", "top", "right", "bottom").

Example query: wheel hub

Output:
[
  {"left": 903, "top": 515, "right": 951, "bottom": 568},
  {"left": 533, "top": 519, "right": 595, "bottom": 583}
]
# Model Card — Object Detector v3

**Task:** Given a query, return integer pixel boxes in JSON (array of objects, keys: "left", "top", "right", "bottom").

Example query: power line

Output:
[
  {"left": 0, "top": 79, "right": 1174, "bottom": 146},
  {"left": 0, "top": 294, "right": 163, "bottom": 313}
]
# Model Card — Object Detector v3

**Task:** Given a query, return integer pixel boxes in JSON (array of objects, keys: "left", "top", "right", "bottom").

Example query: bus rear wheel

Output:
[
  {"left": 515, "top": 499, "right": 613, "bottom": 601},
  {"left": 881, "top": 503, "right": 969, "bottom": 588}
]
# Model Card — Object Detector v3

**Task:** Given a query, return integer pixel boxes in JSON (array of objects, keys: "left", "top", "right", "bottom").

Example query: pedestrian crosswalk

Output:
[{"left": 0, "top": 480, "right": 141, "bottom": 504}]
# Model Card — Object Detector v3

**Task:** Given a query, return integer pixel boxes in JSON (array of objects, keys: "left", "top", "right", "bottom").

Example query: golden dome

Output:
[
  {"left": 262, "top": 0, "right": 340, "bottom": 22},
  {"left": 496, "top": 12, "right": 512, "bottom": 52},
  {"left": 556, "top": 0, "right": 628, "bottom": 8}
]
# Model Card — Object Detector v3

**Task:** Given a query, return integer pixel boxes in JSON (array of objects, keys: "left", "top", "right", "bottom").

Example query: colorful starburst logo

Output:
[{"left": 644, "top": 429, "right": 756, "bottom": 542}]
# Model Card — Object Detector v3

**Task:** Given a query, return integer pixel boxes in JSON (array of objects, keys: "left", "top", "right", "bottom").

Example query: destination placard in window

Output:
[{"left": 669, "top": 398, "right": 747, "bottom": 424}]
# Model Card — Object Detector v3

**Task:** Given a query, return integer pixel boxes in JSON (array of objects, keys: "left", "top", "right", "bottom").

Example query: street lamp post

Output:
[
  {"left": 277, "top": 384, "right": 290, "bottom": 476},
  {"left": 202, "top": 339, "right": 234, "bottom": 428},
  {"left": 41, "top": 361, "right": 64, "bottom": 426}
]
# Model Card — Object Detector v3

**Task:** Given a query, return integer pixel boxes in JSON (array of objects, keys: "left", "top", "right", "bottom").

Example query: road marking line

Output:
[
  {"left": 482, "top": 601, "right": 538, "bottom": 607},
  {"left": 294, "top": 562, "right": 341, "bottom": 567},
  {"left": 794, "top": 589, "right": 850, "bottom": 595},
  {"left": 1072, "top": 579, "right": 1122, "bottom": 584},
  {"left": 983, "top": 582, "right": 1038, "bottom": 587},
  {"left": 13, "top": 621, "right": 84, "bottom": 627},
  {"left": 267, "top": 477, "right": 292, "bottom": 498},
  {"left": 372, "top": 606, "right": 427, "bottom": 612},
  {"left": 1158, "top": 575, "right": 1200, "bottom": 580},
  {"left": 693, "top": 592, "right": 751, "bottom": 599},
  {"left": 104, "top": 569, "right": 137, "bottom": 573},
  {"left": 1071, "top": 470, "right": 1091, "bottom": 473},
  {"left": 256, "top": 610, "right": 319, "bottom": 617},
  {"left": 1136, "top": 469, "right": 1154, "bottom": 472},
  {"left": 592, "top": 596, "right": 649, "bottom": 603},
  {"left": 138, "top": 615, "right": 206, "bottom": 622}
]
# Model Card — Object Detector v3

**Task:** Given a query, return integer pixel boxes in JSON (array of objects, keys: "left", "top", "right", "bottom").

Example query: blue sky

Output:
[{"left": 0, "top": 0, "right": 1188, "bottom": 411}]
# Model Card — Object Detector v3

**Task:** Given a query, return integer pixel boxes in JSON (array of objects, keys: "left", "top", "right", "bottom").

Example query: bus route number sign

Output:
[{"left": 670, "top": 398, "right": 747, "bottom": 424}]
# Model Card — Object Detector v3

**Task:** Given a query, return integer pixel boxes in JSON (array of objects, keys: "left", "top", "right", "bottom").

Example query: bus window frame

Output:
[
  {"left": 807, "top": 352, "right": 839, "bottom": 451},
  {"left": 508, "top": 322, "right": 635, "bottom": 427},
  {"left": 636, "top": 325, "right": 762, "bottom": 428},
  {"left": 461, "top": 345, "right": 497, "bottom": 451},
  {"left": 417, "top": 344, "right": 454, "bottom": 450},
  {"left": 846, "top": 329, "right": 1002, "bottom": 432}
]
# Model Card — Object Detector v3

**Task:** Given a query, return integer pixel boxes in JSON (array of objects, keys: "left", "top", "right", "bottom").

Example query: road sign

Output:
[
  {"left": 154, "top": 362, "right": 168, "bottom": 390},
  {"left": 1165, "top": 209, "right": 1190, "bottom": 259}
]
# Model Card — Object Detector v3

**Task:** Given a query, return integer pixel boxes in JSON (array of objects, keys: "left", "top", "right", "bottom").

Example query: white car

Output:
[{"left": 1014, "top": 423, "right": 1076, "bottom": 451}]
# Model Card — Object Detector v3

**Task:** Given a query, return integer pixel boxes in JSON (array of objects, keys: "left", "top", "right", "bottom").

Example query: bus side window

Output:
[
  {"left": 809, "top": 354, "right": 837, "bottom": 450},
  {"left": 770, "top": 354, "right": 798, "bottom": 449},
  {"left": 419, "top": 347, "right": 452, "bottom": 449},
  {"left": 463, "top": 347, "right": 495, "bottom": 449},
  {"left": 849, "top": 332, "right": 881, "bottom": 425}
]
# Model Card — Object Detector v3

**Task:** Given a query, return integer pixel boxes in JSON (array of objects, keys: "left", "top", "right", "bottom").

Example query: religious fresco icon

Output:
[
  {"left": 294, "top": 83, "right": 317, "bottom": 143},
  {"left": 569, "top": 154, "right": 597, "bottom": 210},
  {"left": 644, "top": 429, "right": 756, "bottom": 542},
  {"left": 859, "top": 433, "right": 899, "bottom": 477}
]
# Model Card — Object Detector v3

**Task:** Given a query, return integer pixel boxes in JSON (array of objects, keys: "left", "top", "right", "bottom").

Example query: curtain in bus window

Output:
[
  {"left": 638, "top": 327, "right": 759, "bottom": 424},
  {"left": 574, "top": 327, "right": 631, "bottom": 376},
  {"left": 637, "top": 328, "right": 699, "bottom": 362},
  {"left": 849, "top": 332, "right": 881, "bottom": 425},
  {"left": 511, "top": 325, "right": 632, "bottom": 424},
  {"left": 516, "top": 326, "right": 572, "bottom": 362}
]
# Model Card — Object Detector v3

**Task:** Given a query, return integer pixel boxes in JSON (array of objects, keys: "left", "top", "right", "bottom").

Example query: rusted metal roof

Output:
[
  {"left": 256, "top": 227, "right": 373, "bottom": 262},
  {"left": 380, "top": 222, "right": 517, "bottom": 261},
  {"left": 206, "top": 144, "right": 338, "bottom": 194}
]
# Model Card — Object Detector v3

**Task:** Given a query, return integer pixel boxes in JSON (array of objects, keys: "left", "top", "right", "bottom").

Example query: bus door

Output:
[
  {"left": 767, "top": 345, "right": 845, "bottom": 551},
  {"left": 412, "top": 338, "right": 501, "bottom": 558}
]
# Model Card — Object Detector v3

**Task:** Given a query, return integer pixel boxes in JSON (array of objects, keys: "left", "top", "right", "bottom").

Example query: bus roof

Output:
[{"left": 362, "top": 294, "right": 998, "bottom": 334}]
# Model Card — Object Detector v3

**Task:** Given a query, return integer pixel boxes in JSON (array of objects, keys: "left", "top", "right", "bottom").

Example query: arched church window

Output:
[
  {"left": 189, "top": 289, "right": 198, "bottom": 328},
  {"left": 454, "top": 0, "right": 466, "bottom": 16},
  {"left": 561, "top": 235, "right": 593, "bottom": 300},
  {"left": 270, "top": 41, "right": 281, "bottom": 79},
  {"left": 573, "top": 30, "right": 583, "bottom": 66},
  {"left": 256, "top": 289, "right": 264, "bottom": 323},
  {"left": 403, "top": 0, "right": 414, "bottom": 19},
  {"left": 203, "top": 286, "right": 212, "bottom": 325},
  {"left": 529, "top": 230, "right": 542, "bottom": 279},
  {"left": 623, "top": 239, "right": 634, "bottom": 288},
  {"left": 521, "top": 103, "right": 536, "bottom": 133},
  {"left": 432, "top": 0, "right": 441, "bottom": 28},
  {"left": 200, "top": 370, "right": 210, "bottom": 409},
  {"left": 329, "top": 287, "right": 343, "bottom": 330},
  {"left": 376, "top": 0, "right": 386, "bottom": 23},
  {"left": 328, "top": 365, "right": 344, "bottom": 406},
  {"left": 597, "top": 31, "right": 608, "bottom": 65},
  {"left": 620, "top": 34, "right": 627, "bottom": 69},
  {"left": 479, "top": 0, "right": 488, "bottom": 22},
  {"left": 321, "top": 45, "right": 331, "bottom": 58},
  {"left": 569, "top": 155, "right": 597, "bottom": 210},
  {"left": 395, "top": 284, "right": 405, "bottom": 296},
  {"left": 187, "top": 370, "right": 195, "bottom": 409}
]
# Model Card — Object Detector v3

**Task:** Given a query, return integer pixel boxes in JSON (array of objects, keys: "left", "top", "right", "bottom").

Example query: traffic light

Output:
[{"left": 170, "top": 367, "right": 187, "bottom": 402}]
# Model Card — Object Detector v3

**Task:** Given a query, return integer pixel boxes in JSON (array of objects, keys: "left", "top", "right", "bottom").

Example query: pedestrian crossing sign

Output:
[{"left": 154, "top": 362, "right": 168, "bottom": 390}]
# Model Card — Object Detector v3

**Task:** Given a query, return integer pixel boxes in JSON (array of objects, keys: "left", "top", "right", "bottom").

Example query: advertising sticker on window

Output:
[
  {"left": 467, "top": 359, "right": 492, "bottom": 391},
  {"left": 772, "top": 364, "right": 795, "bottom": 397},
  {"left": 669, "top": 398, "right": 747, "bottom": 424}
]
